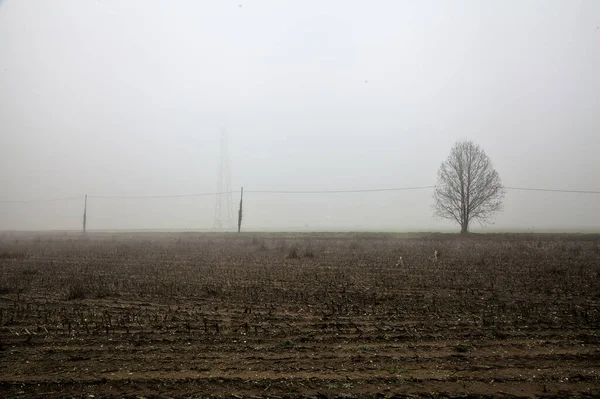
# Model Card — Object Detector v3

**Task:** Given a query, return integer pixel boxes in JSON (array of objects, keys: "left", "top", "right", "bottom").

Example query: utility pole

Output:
[
  {"left": 238, "top": 187, "right": 243, "bottom": 233},
  {"left": 82, "top": 194, "right": 87, "bottom": 233}
]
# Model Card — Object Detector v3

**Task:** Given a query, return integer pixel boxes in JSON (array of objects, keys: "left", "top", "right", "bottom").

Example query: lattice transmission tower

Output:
[{"left": 213, "top": 130, "right": 234, "bottom": 230}]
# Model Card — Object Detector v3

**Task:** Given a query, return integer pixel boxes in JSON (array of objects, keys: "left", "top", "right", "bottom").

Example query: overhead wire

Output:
[
  {"left": 0, "top": 196, "right": 83, "bottom": 204},
  {"left": 504, "top": 187, "right": 600, "bottom": 194},
  {"left": 88, "top": 191, "right": 239, "bottom": 199},
  {"left": 1, "top": 185, "right": 600, "bottom": 204},
  {"left": 246, "top": 186, "right": 436, "bottom": 194}
]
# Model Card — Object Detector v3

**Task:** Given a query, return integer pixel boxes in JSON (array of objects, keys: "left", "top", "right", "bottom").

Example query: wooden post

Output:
[
  {"left": 237, "top": 187, "right": 243, "bottom": 233},
  {"left": 83, "top": 194, "right": 87, "bottom": 233}
]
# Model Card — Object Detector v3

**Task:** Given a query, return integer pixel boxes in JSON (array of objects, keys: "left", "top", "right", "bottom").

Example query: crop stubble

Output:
[{"left": 0, "top": 232, "right": 599, "bottom": 398}]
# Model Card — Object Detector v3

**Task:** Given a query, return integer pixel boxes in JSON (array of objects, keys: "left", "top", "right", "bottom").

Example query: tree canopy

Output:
[{"left": 433, "top": 140, "right": 506, "bottom": 234}]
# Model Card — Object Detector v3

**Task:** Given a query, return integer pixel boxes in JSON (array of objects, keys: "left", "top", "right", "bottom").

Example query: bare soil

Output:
[{"left": 0, "top": 232, "right": 599, "bottom": 398}]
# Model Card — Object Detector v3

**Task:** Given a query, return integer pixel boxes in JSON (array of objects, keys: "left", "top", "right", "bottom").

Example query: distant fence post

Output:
[
  {"left": 83, "top": 194, "right": 87, "bottom": 233},
  {"left": 238, "top": 187, "right": 243, "bottom": 233}
]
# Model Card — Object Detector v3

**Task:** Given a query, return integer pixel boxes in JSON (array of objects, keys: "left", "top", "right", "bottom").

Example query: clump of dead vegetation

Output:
[
  {"left": 303, "top": 247, "right": 315, "bottom": 258},
  {"left": 0, "top": 250, "right": 27, "bottom": 260},
  {"left": 65, "top": 281, "right": 87, "bottom": 300},
  {"left": 286, "top": 246, "right": 300, "bottom": 259}
]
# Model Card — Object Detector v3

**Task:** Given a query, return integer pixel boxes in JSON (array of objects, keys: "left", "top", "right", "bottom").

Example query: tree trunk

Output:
[{"left": 460, "top": 224, "right": 468, "bottom": 235}]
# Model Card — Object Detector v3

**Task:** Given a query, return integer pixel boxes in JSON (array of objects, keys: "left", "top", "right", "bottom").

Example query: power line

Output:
[
  {"left": 0, "top": 196, "right": 82, "bottom": 204},
  {"left": 2, "top": 185, "right": 600, "bottom": 204},
  {"left": 88, "top": 191, "right": 239, "bottom": 199},
  {"left": 505, "top": 187, "right": 600, "bottom": 194},
  {"left": 246, "top": 186, "right": 436, "bottom": 194}
]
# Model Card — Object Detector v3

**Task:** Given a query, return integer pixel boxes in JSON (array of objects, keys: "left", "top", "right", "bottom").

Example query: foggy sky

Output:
[{"left": 1, "top": 0, "right": 599, "bottom": 232}]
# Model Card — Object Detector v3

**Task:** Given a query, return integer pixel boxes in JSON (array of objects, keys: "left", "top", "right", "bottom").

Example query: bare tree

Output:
[{"left": 433, "top": 140, "right": 506, "bottom": 234}]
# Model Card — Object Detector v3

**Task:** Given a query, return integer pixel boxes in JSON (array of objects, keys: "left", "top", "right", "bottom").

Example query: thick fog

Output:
[{"left": 0, "top": 1, "right": 599, "bottom": 232}]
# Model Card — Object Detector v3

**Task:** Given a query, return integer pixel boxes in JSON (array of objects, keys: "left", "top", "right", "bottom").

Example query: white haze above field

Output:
[{"left": 0, "top": 1, "right": 599, "bottom": 232}]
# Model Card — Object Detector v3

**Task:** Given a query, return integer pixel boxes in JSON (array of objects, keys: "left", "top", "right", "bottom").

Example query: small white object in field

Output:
[
  {"left": 395, "top": 256, "right": 404, "bottom": 267},
  {"left": 434, "top": 249, "right": 439, "bottom": 260}
]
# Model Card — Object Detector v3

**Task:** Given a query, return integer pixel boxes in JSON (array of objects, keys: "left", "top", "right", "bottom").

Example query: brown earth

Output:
[{"left": 0, "top": 231, "right": 599, "bottom": 398}]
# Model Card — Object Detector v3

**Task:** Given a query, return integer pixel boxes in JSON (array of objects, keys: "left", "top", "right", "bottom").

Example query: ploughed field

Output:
[{"left": 0, "top": 232, "right": 599, "bottom": 398}]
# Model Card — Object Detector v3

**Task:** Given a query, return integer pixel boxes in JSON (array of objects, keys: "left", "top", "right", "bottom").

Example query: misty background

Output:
[{"left": 0, "top": 0, "right": 599, "bottom": 232}]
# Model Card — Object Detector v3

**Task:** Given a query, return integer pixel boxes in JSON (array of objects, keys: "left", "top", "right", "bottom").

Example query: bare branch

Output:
[{"left": 432, "top": 140, "right": 505, "bottom": 233}]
